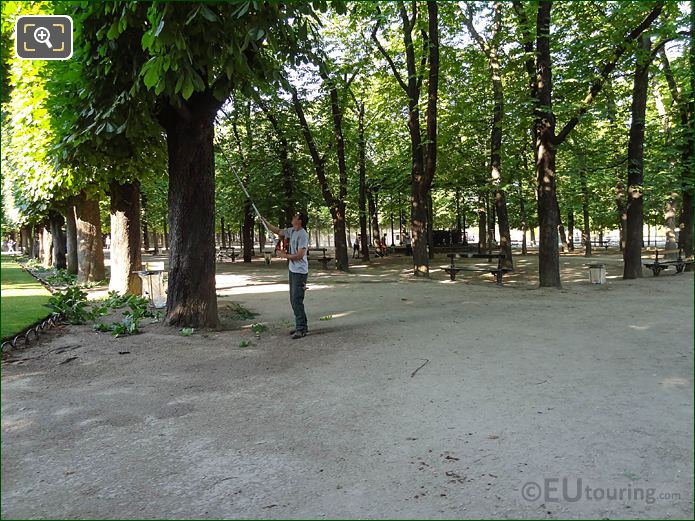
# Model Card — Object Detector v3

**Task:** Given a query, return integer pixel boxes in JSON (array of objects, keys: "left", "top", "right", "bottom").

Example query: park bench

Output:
[
  {"left": 308, "top": 248, "right": 333, "bottom": 269},
  {"left": 590, "top": 239, "right": 612, "bottom": 250},
  {"left": 443, "top": 252, "right": 512, "bottom": 285},
  {"left": 216, "top": 246, "right": 236, "bottom": 262},
  {"left": 643, "top": 249, "right": 693, "bottom": 276}
]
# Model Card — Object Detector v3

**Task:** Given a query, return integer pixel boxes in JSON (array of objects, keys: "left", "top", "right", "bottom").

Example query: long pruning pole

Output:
[{"left": 214, "top": 108, "right": 273, "bottom": 238}]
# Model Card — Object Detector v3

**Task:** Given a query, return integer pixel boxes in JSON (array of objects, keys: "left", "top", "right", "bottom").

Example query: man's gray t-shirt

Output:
[{"left": 284, "top": 227, "right": 309, "bottom": 274}]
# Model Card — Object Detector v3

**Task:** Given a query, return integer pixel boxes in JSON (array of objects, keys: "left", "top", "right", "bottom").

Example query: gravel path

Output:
[{"left": 2, "top": 254, "right": 693, "bottom": 519}]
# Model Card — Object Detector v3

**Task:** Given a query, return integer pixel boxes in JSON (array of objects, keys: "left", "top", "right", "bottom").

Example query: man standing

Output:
[{"left": 263, "top": 213, "right": 310, "bottom": 339}]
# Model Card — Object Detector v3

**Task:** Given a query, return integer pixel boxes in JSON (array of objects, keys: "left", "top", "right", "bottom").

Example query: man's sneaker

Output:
[
  {"left": 289, "top": 329, "right": 308, "bottom": 335},
  {"left": 291, "top": 330, "right": 307, "bottom": 339}
]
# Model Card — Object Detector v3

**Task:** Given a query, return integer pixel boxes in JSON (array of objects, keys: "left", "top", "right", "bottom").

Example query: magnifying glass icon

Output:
[{"left": 33, "top": 26, "right": 52, "bottom": 48}]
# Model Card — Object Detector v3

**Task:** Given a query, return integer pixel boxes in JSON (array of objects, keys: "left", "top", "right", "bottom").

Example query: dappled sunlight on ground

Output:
[
  {"left": 661, "top": 377, "right": 691, "bottom": 388},
  {"left": 205, "top": 249, "right": 684, "bottom": 290}
]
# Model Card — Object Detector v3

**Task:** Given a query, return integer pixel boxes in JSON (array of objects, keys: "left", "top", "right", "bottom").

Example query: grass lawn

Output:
[{"left": 1, "top": 257, "right": 52, "bottom": 339}]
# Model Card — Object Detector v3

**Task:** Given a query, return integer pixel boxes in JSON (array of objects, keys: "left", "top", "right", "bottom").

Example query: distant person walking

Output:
[
  {"left": 263, "top": 212, "right": 310, "bottom": 339},
  {"left": 404, "top": 233, "right": 412, "bottom": 256},
  {"left": 353, "top": 235, "right": 360, "bottom": 258}
]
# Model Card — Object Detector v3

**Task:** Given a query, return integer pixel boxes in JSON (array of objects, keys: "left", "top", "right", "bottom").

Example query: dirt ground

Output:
[{"left": 2, "top": 251, "right": 693, "bottom": 519}]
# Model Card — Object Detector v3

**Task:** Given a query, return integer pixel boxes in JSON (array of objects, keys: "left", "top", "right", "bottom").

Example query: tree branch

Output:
[
  {"left": 511, "top": 0, "right": 537, "bottom": 100},
  {"left": 460, "top": 4, "right": 491, "bottom": 57},
  {"left": 555, "top": 1, "right": 665, "bottom": 145},
  {"left": 417, "top": 29, "right": 428, "bottom": 93},
  {"left": 371, "top": 9, "right": 409, "bottom": 93}
]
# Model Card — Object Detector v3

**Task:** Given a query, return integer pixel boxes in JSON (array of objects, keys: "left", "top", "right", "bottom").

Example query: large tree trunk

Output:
[
  {"left": 323, "top": 69, "right": 350, "bottom": 271},
  {"left": 109, "top": 181, "right": 143, "bottom": 294},
  {"left": 65, "top": 206, "right": 78, "bottom": 275},
  {"left": 616, "top": 178, "right": 626, "bottom": 251},
  {"left": 427, "top": 191, "right": 434, "bottom": 259},
  {"left": 422, "top": 0, "right": 440, "bottom": 269},
  {"left": 371, "top": 1, "right": 436, "bottom": 276},
  {"left": 141, "top": 193, "right": 150, "bottom": 252},
  {"left": 513, "top": 0, "right": 662, "bottom": 285},
  {"left": 664, "top": 194, "right": 679, "bottom": 251},
  {"left": 368, "top": 187, "right": 381, "bottom": 246},
  {"left": 660, "top": 30, "right": 693, "bottom": 261},
  {"left": 679, "top": 13, "right": 694, "bottom": 263},
  {"left": 242, "top": 200, "right": 254, "bottom": 262},
  {"left": 579, "top": 160, "right": 592, "bottom": 257},
  {"left": 286, "top": 79, "right": 348, "bottom": 270},
  {"left": 49, "top": 212, "right": 67, "bottom": 270},
  {"left": 31, "top": 224, "right": 39, "bottom": 259},
  {"left": 486, "top": 194, "right": 495, "bottom": 248},
  {"left": 518, "top": 181, "right": 528, "bottom": 255},
  {"left": 40, "top": 223, "right": 52, "bottom": 268},
  {"left": 162, "top": 107, "right": 218, "bottom": 328},
  {"left": 464, "top": 2, "right": 513, "bottom": 268},
  {"left": 357, "top": 102, "right": 370, "bottom": 261},
  {"left": 478, "top": 197, "right": 487, "bottom": 252},
  {"left": 556, "top": 199, "right": 568, "bottom": 253},
  {"left": 74, "top": 191, "right": 105, "bottom": 283},
  {"left": 624, "top": 35, "right": 651, "bottom": 279},
  {"left": 535, "top": 2, "right": 561, "bottom": 287}
]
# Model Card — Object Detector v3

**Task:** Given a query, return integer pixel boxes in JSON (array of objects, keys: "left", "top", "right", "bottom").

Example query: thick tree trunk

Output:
[
  {"left": 478, "top": 198, "right": 487, "bottom": 252},
  {"left": 519, "top": 184, "right": 528, "bottom": 255},
  {"left": 556, "top": 199, "right": 568, "bottom": 253},
  {"left": 680, "top": 190, "right": 694, "bottom": 262},
  {"left": 242, "top": 200, "right": 254, "bottom": 262},
  {"left": 332, "top": 204, "right": 348, "bottom": 270},
  {"left": 535, "top": 2, "right": 561, "bottom": 287},
  {"left": 486, "top": 195, "right": 495, "bottom": 248},
  {"left": 32, "top": 225, "right": 40, "bottom": 259},
  {"left": 624, "top": 35, "right": 650, "bottom": 279},
  {"left": 162, "top": 109, "right": 218, "bottom": 328},
  {"left": 371, "top": 1, "right": 436, "bottom": 276},
  {"left": 465, "top": 0, "right": 513, "bottom": 268},
  {"left": 579, "top": 161, "right": 592, "bottom": 257},
  {"left": 258, "top": 222, "right": 265, "bottom": 253},
  {"left": 74, "top": 191, "right": 105, "bottom": 283},
  {"left": 357, "top": 103, "right": 370, "bottom": 261},
  {"left": 109, "top": 181, "right": 143, "bottom": 294},
  {"left": 141, "top": 193, "right": 150, "bottom": 252},
  {"left": 49, "top": 212, "right": 67, "bottom": 270},
  {"left": 616, "top": 178, "right": 626, "bottom": 252},
  {"left": 324, "top": 70, "right": 350, "bottom": 272},
  {"left": 660, "top": 21, "right": 694, "bottom": 262},
  {"left": 567, "top": 210, "right": 575, "bottom": 251},
  {"left": 368, "top": 187, "right": 381, "bottom": 246},
  {"left": 65, "top": 206, "right": 78, "bottom": 275},
  {"left": 40, "top": 223, "right": 53, "bottom": 268},
  {"left": 427, "top": 191, "right": 434, "bottom": 259},
  {"left": 515, "top": 0, "right": 661, "bottom": 284},
  {"left": 455, "top": 188, "right": 462, "bottom": 242},
  {"left": 664, "top": 195, "right": 679, "bottom": 251}
]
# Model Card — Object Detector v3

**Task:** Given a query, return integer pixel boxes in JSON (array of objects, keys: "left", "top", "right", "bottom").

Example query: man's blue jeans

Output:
[{"left": 289, "top": 271, "right": 308, "bottom": 332}]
